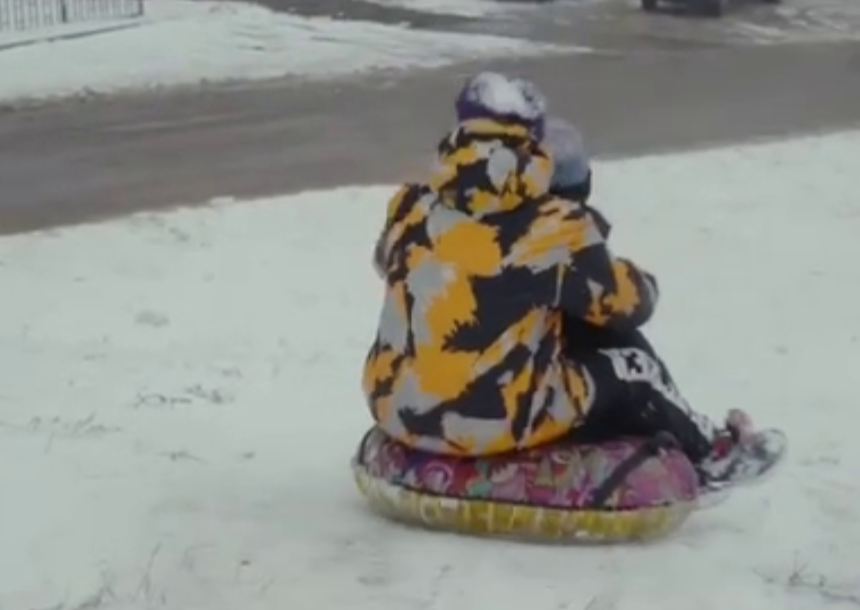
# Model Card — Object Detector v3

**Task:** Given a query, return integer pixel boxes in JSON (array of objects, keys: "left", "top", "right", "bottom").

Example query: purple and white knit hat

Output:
[{"left": 454, "top": 71, "right": 547, "bottom": 139}]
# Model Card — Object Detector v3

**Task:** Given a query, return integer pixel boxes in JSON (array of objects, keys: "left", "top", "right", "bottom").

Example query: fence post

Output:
[{"left": 59, "top": 0, "right": 69, "bottom": 23}]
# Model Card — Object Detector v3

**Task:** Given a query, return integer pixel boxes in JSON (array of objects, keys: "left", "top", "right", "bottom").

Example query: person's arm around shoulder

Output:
[{"left": 550, "top": 197, "right": 660, "bottom": 331}]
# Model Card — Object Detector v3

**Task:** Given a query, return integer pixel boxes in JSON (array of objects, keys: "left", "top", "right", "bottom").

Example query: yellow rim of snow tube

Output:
[
  {"left": 350, "top": 428, "right": 700, "bottom": 543},
  {"left": 352, "top": 461, "right": 695, "bottom": 543}
]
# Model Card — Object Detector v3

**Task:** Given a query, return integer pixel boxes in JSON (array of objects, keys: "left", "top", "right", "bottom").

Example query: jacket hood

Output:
[{"left": 427, "top": 118, "right": 554, "bottom": 217}]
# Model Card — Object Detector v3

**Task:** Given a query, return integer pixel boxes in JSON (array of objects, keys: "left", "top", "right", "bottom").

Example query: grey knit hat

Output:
[{"left": 542, "top": 116, "right": 591, "bottom": 191}]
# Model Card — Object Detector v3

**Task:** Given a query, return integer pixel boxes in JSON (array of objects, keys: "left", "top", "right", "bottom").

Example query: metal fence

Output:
[{"left": 0, "top": 0, "right": 144, "bottom": 32}]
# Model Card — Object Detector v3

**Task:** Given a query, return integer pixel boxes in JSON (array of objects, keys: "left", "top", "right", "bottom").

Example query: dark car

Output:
[{"left": 641, "top": 0, "right": 781, "bottom": 17}]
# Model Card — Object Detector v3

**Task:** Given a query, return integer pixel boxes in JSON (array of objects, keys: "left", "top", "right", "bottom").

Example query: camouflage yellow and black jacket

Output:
[{"left": 363, "top": 118, "right": 658, "bottom": 457}]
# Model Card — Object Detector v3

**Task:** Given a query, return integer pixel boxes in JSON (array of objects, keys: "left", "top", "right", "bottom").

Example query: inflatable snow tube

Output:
[{"left": 352, "top": 427, "right": 700, "bottom": 543}]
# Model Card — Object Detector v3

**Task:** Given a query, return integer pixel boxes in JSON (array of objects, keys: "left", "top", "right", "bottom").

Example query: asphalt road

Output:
[{"left": 0, "top": 0, "right": 858, "bottom": 235}]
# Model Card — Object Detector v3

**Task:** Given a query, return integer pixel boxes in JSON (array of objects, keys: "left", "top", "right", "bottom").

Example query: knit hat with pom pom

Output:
[{"left": 454, "top": 71, "right": 547, "bottom": 139}]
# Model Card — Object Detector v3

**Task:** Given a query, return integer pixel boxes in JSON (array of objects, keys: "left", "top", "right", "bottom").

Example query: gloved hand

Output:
[
  {"left": 641, "top": 268, "right": 659, "bottom": 302},
  {"left": 584, "top": 200, "right": 611, "bottom": 240}
]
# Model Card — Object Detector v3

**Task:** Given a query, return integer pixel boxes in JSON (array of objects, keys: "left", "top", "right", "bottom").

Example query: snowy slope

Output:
[
  {"left": 1, "top": 131, "right": 859, "bottom": 609},
  {"left": 0, "top": 0, "right": 578, "bottom": 104}
]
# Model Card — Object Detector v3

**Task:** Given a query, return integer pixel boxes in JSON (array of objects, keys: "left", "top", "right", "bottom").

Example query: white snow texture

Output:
[{"left": 1, "top": 131, "right": 859, "bottom": 609}]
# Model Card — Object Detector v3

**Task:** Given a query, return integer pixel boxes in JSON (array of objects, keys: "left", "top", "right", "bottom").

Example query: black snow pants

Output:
[{"left": 564, "top": 318, "right": 719, "bottom": 464}]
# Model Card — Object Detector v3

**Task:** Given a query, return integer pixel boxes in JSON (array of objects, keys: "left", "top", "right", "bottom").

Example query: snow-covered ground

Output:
[
  {"left": 0, "top": 20, "right": 138, "bottom": 50},
  {"left": 0, "top": 0, "right": 578, "bottom": 104},
  {"left": 0, "top": 0, "right": 191, "bottom": 49},
  {"left": 2, "top": 130, "right": 859, "bottom": 609}
]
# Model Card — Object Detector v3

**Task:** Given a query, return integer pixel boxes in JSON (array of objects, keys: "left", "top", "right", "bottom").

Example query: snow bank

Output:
[{"left": 0, "top": 0, "right": 580, "bottom": 104}]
